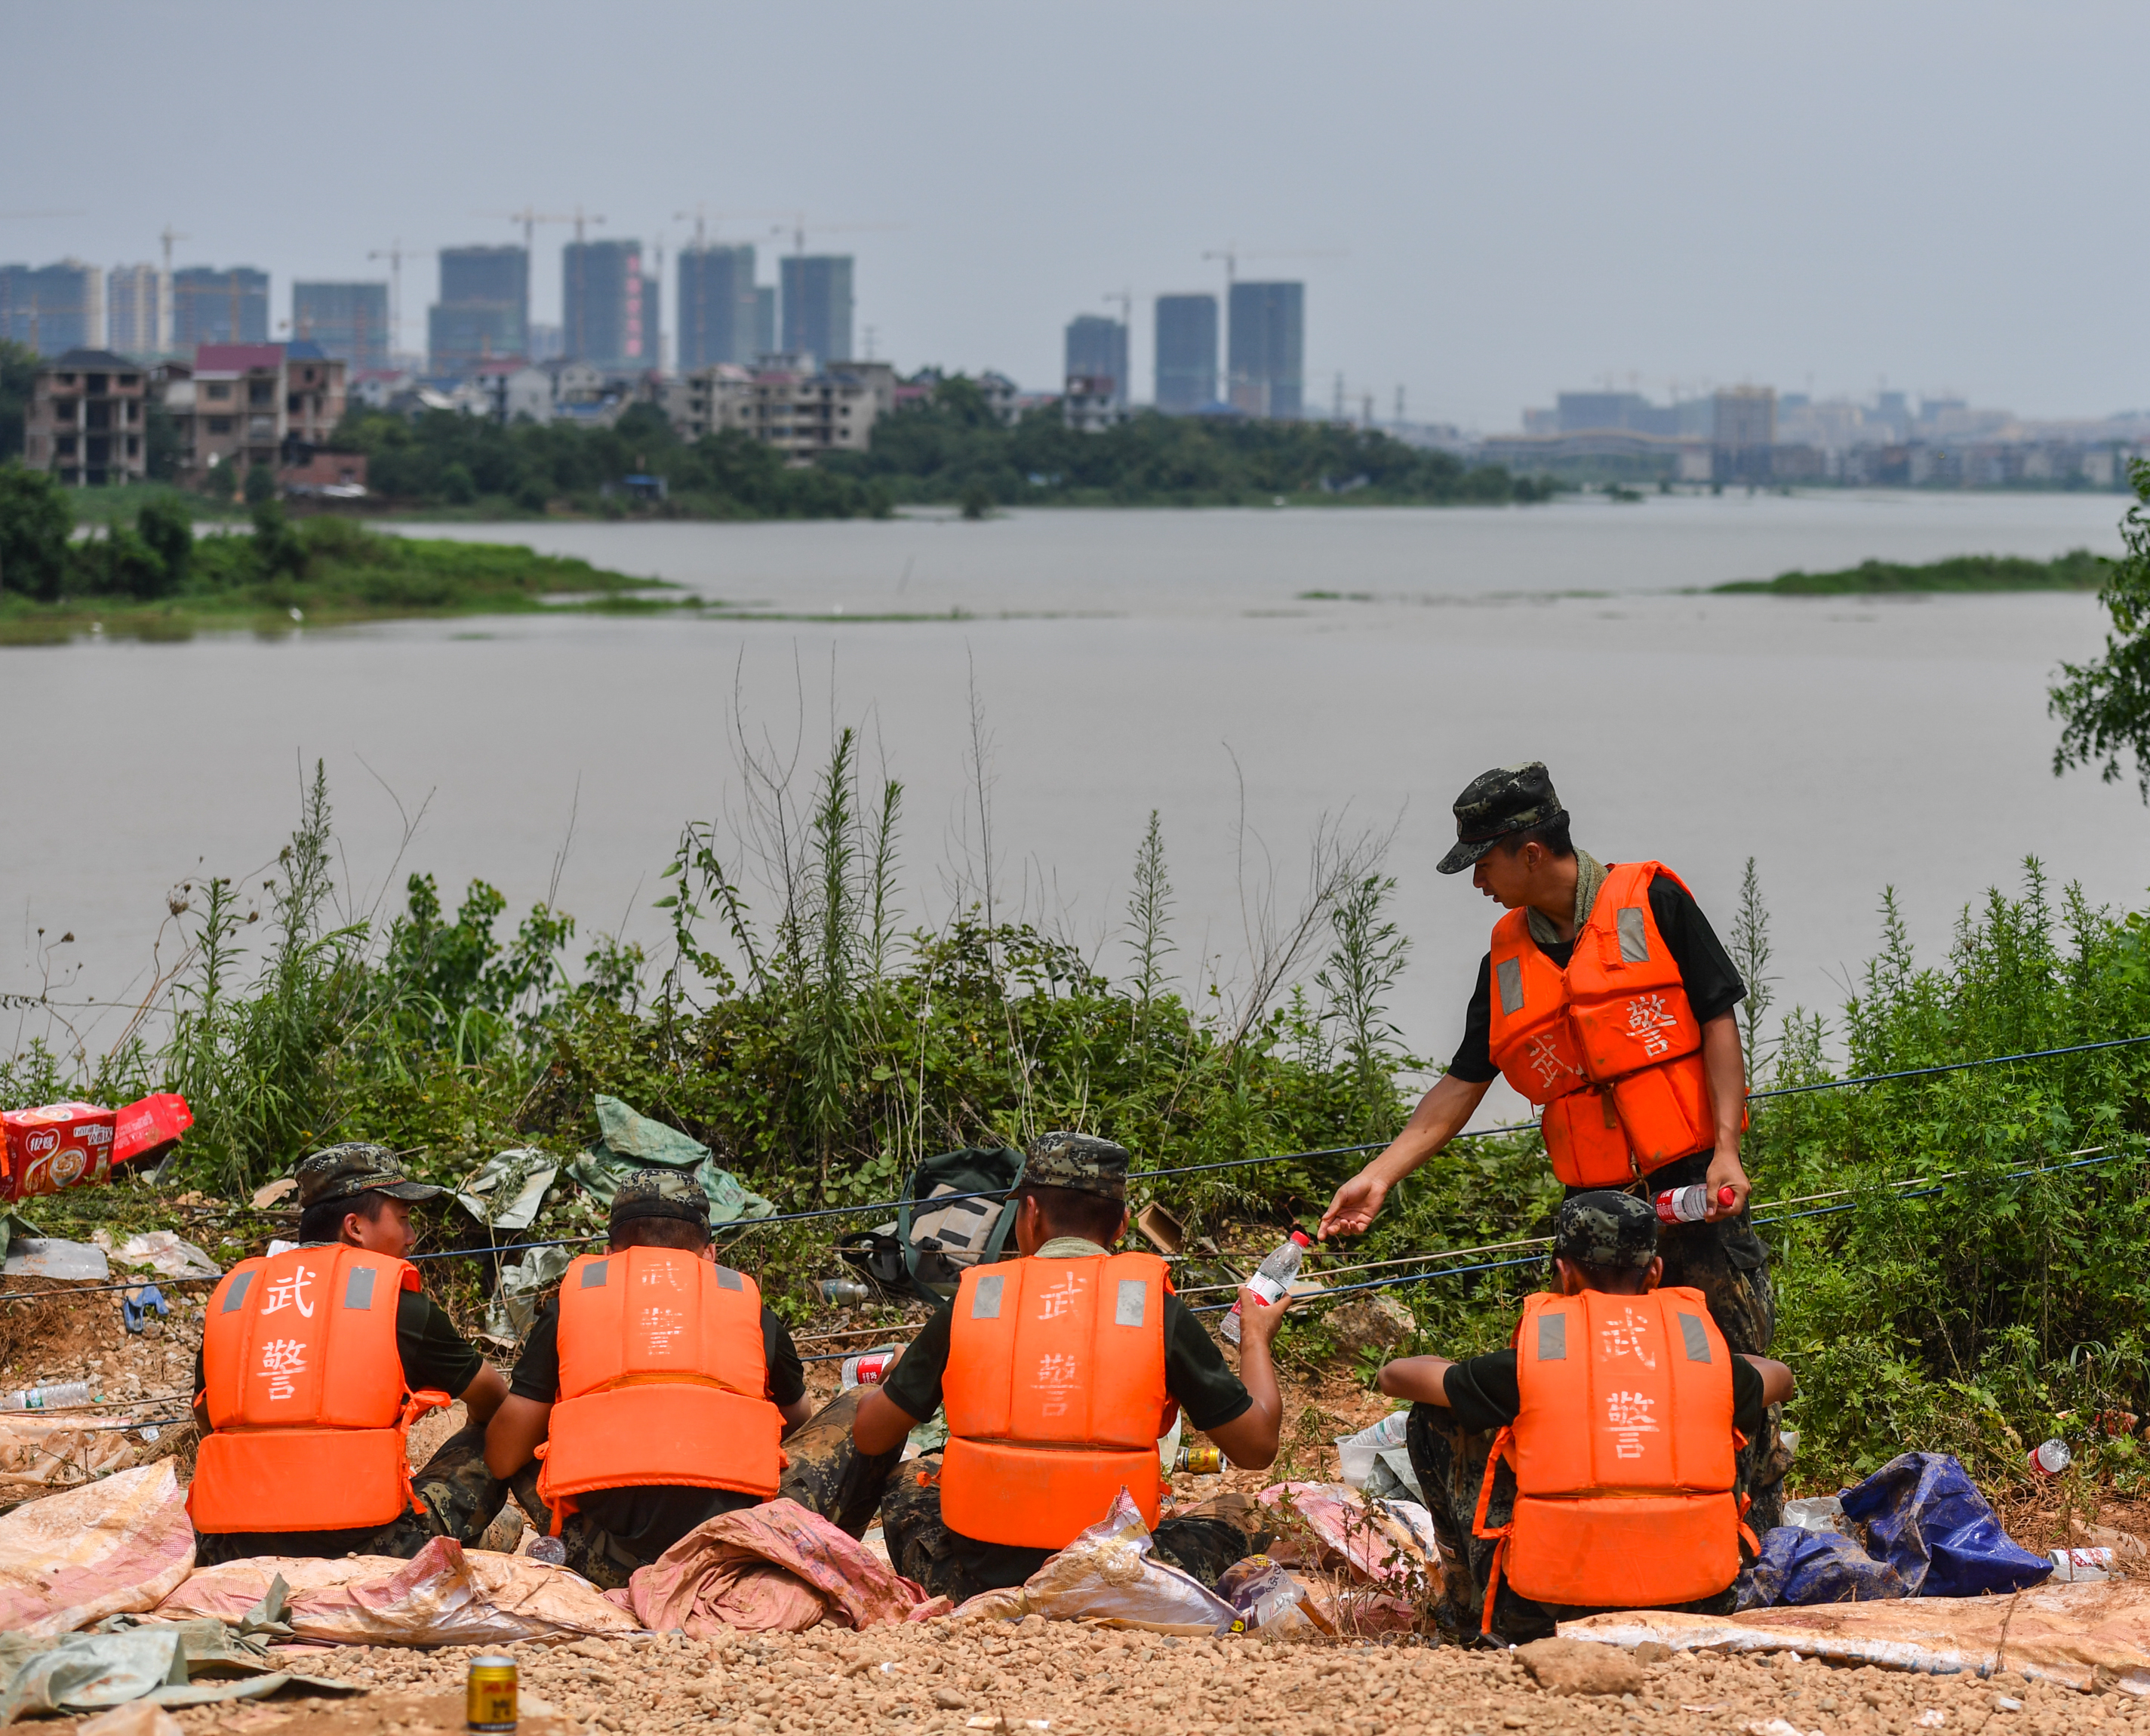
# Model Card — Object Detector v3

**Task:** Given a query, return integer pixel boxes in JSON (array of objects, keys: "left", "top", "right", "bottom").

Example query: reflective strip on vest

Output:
[{"left": 941, "top": 1252, "right": 1172, "bottom": 1550}]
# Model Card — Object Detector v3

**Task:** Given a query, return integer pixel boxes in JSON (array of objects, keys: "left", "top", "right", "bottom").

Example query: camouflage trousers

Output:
[
  {"left": 1404, "top": 1404, "right": 1741, "bottom": 1645},
  {"left": 194, "top": 1421, "right": 509, "bottom": 1568},
  {"left": 505, "top": 1387, "right": 906, "bottom": 1592}
]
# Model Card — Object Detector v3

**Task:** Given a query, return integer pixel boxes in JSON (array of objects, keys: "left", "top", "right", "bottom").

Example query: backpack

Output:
[{"left": 837, "top": 1144, "right": 1026, "bottom": 1304}]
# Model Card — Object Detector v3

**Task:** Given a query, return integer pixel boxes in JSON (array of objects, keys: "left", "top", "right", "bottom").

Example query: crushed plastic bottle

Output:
[
  {"left": 2029, "top": 1437, "right": 2072, "bottom": 1476},
  {"left": 2050, "top": 1547, "right": 2113, "bottom": 1583},
  {"left": 1221, "top": 1230, "right": 1313, "bottom": 1346},
  {"left": 2, "top": 1381, "right": 92, "bottom": 1411},
  {"left": 1653, "top": 1183, "right": 1738, "bottom": 1225},
  {"left": 527, "top": 1535, "right": 567, "bottom": 1566}
]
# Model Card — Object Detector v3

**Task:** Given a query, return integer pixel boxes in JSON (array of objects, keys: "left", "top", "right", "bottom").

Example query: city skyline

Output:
[{"left": 8, "top": 3, "right": 2145, "bottom": 426}]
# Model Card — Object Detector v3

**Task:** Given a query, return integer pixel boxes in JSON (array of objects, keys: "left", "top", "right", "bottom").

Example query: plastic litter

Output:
[
  {"left": 455, "top": 1148, "right": 562, "bottom": 1235},
  {"left": 1561, "top": 1579, "right": 2150, "bottom": 1694},
  {"left": 951, "top": 1488, "right": 1246, "bottom": 1634},
  {"left": 0, "top": 1461, "right": 197, "bottom": 1636},
  {"left": 565, "top": 1095, "right": 775, "bottom": 1225},
  {"left": 2029, "top": 1437, "right": 2072, "bottom": 1476},
  {"left": 1215, "top": 1553, "right": 1331, "bottom": 1633},
  {"left": 1839, "top": 1451, "right": 2052, "bottom": 1596},
  {"left": 608, "top": 1497, "right": 932, "bottom": 1635},
  {"left": 1222, "top": 1230, "right": 1312, "bottom": 1346},
  {"left": 1256, "top": 1482, "right": 1437, "bottom": 1591},
  {"left": 486, "top": 1244, "right": 571, "bottom": 1340},
  {"left": 0, "top": 1419, "right": 137, "bottom": 1485},
  {"left": 1334, "top": 1412, "right": 1420, "bottom": 1501},
  {"left": 112, "top": 1233, "right": 220, "bottom": 1282},
  {"left": 158, "top": 1535, "right": 638, "bottom": 1646},
  {"left": 2050, "top": 1547, "right": 2114, "bottom": 1583},
  {"left": 2, "top": 1239, "right": 110, "bottom": 1281},
  {"left": 4, "top": 1380, "right": 93, "bottom": 1411},
  {"left": 841, "top": 1349, "right": 901, "bottom": 1390},
  {"left": 1780, "top": 1495, "right": 1848, "bottom": 1535},
  {"left": 0, "top": 1614, "right": 358, "bottom": 1722}
]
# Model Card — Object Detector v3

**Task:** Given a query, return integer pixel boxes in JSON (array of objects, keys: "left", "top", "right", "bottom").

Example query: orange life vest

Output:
[
  {"left": 1486, "top": 860, "right": 1727, "bottom": 1187},
  {"left": 190, "top": 1245, "right": 450, "bottom": 1534},
  {"left": 535, "top": 1247, "right": 786, "bottom": 1529},
  {"left": 941, "top": 1252, "right": 1175, "bottom": 1550},
  {"left": 1472, "top": 1288, "right": 1749, "bottom": 1631}
]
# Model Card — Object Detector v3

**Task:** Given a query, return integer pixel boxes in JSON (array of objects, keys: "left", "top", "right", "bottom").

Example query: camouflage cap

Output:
[
  {"left": 294, "top": 1143, "right": 445, "bottom": 1211},
  {"left": 1435, "top": 761, "right": 1566, "bottom": 875},
  {"left": 1552, "top": 1190, "right": 1659, "bottom": 1272},
  {"left": 1023, "top": 1131, "right": 1132, "bottom": 1202},
  {"left": 609, "top": 1167, "right": 712, "bottom": 1231}
]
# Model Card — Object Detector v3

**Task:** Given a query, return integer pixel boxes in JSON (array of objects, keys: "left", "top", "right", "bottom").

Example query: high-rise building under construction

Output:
[
  {"left": 677, "top": 243, "right": 758, "bottom": 369},
  {"left": 563, "top": 239, "right": 647, "bottom": 370},
  {"left": 294, "top": 281, "right": 389, "bottom": 371},
  {"left": 1227, "top": 281, "right": 1303, "bottom": 419},
  {"left": 107, "top": 264, "right": 168, "bottom": 355},
  {"left": 172, "top": 266, "right": 269, "bottom": 348},
  {"left": 780, "top": 255, "right": 852, "bottom": 368},
  {"left": 1153, "top": 294, "right": 1217, "bottom": 411},
  {"left": 0, "top": 260, "right": 104, "bottom": 356},
  {"left": 1064, "top": 314, "right": 1127, "bottom": 405},
  {"left": 429, "top": 245, "right": 528, "bottom": 374}
]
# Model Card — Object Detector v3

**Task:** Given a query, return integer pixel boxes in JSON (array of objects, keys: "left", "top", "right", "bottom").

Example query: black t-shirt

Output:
[
  {"left": 509, "top": 1295, "right": 807, "bottom": 1557},
  {"left": 1441, "top": 1344, "right": 1768, "bottom": 1442},
  {"left": 192, "top": 1289, "right": 483, "bottom": 1401},
  {"left": 1449, "top": 869, "right": 1747, "bottom": 1085},
  {"left": 879, "top": 1285, "right": 1253, "bottom": 1435}
]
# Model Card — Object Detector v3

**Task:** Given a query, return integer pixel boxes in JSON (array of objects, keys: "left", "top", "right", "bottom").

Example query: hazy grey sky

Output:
[{"left": 8, "top": 2, "right": 2142, "bottom": 426}]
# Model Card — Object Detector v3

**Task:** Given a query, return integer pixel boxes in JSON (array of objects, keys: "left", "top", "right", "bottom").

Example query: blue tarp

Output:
[
  {"left": 1841, "top": 1451, "right": 2053, "bottom": 1597},
  {"left": 1742, "top": 1525, "right": 1909, "bottom": 1608}
]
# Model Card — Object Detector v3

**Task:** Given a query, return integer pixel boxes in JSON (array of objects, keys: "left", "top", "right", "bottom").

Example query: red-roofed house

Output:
[{"left": 168, "top": 340, "right": 347, "bottom": 485}]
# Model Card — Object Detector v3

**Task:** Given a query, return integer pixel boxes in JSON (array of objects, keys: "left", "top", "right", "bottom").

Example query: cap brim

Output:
[
  {"left": 1436, "top": 836, "right": 1499, "bottom": 876},
  {"left": 376, "top": 1179, "right": 447, "bottom": 1202}
]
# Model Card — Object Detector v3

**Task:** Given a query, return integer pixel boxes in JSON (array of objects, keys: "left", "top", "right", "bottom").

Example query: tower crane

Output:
[{"left": 367, "top": 241, "right": 436, "bottom": 364}]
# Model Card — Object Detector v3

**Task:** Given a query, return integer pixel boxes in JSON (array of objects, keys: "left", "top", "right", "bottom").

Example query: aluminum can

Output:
[
  {"left": 1175, "top": 1444, "right": 1225, "bottom": 1474},
  {"left": 467, "top": 1655, "right": 518, "bottom": 1731}
]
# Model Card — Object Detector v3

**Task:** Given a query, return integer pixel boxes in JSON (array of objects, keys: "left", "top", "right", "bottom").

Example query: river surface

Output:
[{"left": 10, "top": 492, "right": 2143, "bottom": 1133}]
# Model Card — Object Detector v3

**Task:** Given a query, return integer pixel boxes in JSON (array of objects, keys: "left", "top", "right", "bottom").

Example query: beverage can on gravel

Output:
[{"left": 467, "top": 1655, "right": 518, "bottom": 1731}]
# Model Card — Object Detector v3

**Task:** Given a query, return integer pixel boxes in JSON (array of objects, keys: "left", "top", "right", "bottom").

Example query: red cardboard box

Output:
[
  {"left": 112, "top": 1093, "right": 192, "bottom": 1165},
  {"left": 2, "top": 1101, "right": 116, "bottom": 1200}
]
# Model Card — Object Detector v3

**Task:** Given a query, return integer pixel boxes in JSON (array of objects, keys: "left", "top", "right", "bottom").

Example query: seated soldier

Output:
[
  {"left": 849, "top": 1131, "right": 1290, "bottom": 1604},
  {"left": 189, "top": 1144, "right": 511, "bottom": 1565},
  {"left": 484, "top": 1171, "right": 814, "bottom": 1587},
  {"left": 1377, "top": 1190, "right": 1795, "bottom": 1644}
]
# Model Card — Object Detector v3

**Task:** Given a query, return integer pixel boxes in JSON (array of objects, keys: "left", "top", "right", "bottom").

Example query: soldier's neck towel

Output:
[{"left": 1524, "top": 848, "right": 1607, "bottom": 950}]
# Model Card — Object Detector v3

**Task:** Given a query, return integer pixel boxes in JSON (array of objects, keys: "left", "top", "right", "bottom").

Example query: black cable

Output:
[{"left": 1749, "top": 1033, "right": 2150, "bottom": 1100}]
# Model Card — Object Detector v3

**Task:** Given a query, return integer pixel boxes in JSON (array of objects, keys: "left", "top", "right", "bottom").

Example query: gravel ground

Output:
[{"left": 26, "top": 1621, "right": 2125, "bottom": 1736}]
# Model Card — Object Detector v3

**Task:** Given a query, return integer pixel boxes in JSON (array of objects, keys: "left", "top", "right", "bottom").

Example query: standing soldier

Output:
[
  {"left": 189, "top": 1145, "right": 511, "bottom": 1564},
  {"left": 1318, "top": 762, "right": 1786, "bottom": 1527}
]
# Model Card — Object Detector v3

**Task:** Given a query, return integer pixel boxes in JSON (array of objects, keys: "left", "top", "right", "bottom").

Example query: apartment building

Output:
[
  {"left": 23, "top": 349, "right": 151, "bottom": 485},
  {"left": 663, "top": 359, "right": 890, "bottom": 459},
  {"left": 163, "top": 340, "right": 347, "bottom": 482}
]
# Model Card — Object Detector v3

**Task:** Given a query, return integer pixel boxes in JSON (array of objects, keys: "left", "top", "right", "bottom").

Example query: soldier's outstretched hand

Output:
[{"left": 1319, "top": 1168, "right": 1389, "bottom": 1241}]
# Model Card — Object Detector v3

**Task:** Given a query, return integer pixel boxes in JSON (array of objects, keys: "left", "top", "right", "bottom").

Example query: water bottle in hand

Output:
[
  {"left": 1653, "top": 1183, "right": 1737, "bottom": 1225},
  {"left": 1222, "top": 1230, "right": 1312, "bottom": 1345}
]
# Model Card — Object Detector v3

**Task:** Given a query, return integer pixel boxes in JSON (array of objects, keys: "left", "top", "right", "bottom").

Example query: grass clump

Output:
[{"left": 1715, "top": 549, "right": 2108, "bottom": 594}]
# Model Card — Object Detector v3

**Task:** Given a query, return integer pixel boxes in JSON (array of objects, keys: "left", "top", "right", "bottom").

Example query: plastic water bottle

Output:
[
  {"left": 2029, "top": 1437, "right": 2072, "bottom": 1476},
  {"left": 3, "top": 1381, "right": 92, "bottom": 1411},
  {"left": 1221, "top": 1230, "right": 1312, "bottom": 1346},
  {"left": 841, "top": 1348, "right": 900, "bottom": 1389},
  {"left": 1367, "top": 1410, "right": 1409, "bottom": 1448},
  {"left": 2050, "top": 1547, "right": 2113, "bottom": 1582},
  {"left": 1654, "top": 1183, "right": 1737, "bottom": 1225}
]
